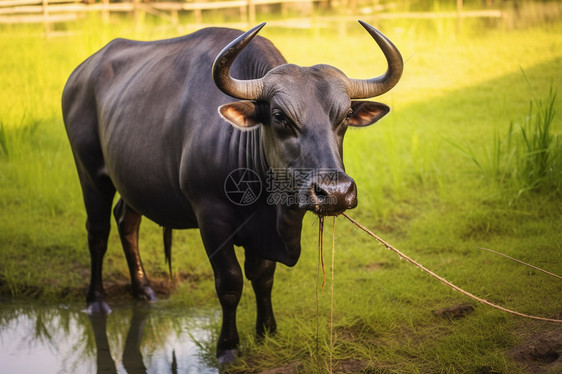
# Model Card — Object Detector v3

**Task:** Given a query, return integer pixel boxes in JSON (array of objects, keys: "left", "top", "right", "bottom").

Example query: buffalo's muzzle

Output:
[{"left": 299, "top": 172, "right": 357, "bottom": 216}]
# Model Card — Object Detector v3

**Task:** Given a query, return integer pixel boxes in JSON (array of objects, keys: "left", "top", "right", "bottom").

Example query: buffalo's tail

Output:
[{"left": 163, "top": 227, "right": 173, "bottom": 278}]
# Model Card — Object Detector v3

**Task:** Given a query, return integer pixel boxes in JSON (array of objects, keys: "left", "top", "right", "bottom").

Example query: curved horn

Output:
[
  {"left": 212, "top": 23, "right": 267, "bottom": 100},
  {"left": 348, "top": 21, "right": 404, "bottom": 99}
]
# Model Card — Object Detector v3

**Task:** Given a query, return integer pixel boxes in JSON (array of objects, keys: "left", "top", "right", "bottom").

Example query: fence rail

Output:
[
  {"left": 0, "top": 0, "right": 320, "bottom": 24},
  {"left": 0, "top": 0, "right": 505, "bottom": 34}
]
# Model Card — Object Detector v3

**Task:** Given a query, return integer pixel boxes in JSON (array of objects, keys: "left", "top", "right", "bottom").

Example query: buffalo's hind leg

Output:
[
  {"left": 113, "top": 198, "right": 156, "bottom": 301},
  {"left": 211, "top": 247, "right": 243, "bottom": 365},
  {"left": 82, "top": 178, "right": 116, "bottom": 315},
  {"left": 245, "top": 255, "right": 277, "bottom": 337}
]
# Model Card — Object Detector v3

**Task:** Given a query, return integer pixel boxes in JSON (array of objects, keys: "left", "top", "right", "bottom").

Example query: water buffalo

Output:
[{"left": 62, "top": 21, "right": 403, "bottom": 364}]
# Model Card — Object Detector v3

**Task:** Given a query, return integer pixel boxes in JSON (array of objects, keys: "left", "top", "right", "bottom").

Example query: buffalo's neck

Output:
[
  {"left": 234, "top": 126, "right": 269, "bottom": 181},
  {"left": 234, "top": 126, "right": 305, "bottom": 266}
]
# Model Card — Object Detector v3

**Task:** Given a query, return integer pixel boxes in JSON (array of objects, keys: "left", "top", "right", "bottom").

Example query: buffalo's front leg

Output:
[
  {"left": 212, "top": 247, "right": 243, "bottom": 364},
  {"left": 113, "top": 198, "right": 156, "bottom": 301},
  {"left": 199, "top": 220, "right": 244, "bottom": 365},
  {"left": 245, "top": 255, "right": 277, "bottom": 337}
]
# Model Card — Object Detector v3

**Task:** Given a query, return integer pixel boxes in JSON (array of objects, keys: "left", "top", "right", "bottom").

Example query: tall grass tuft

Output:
[
  {"left": 0, "top": 115, "right": 40, "bottom": 161},
  {"left": 455, "top": 85, "right": 560, "bottom": 198},
  {"left": 0, "top": 122, "right": 8, "bottom": 158},
  {"left": 519, "top": 85, "right": 560, "bottom": 191}
]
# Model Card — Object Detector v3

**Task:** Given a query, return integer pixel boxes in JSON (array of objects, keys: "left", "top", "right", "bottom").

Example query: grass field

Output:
[{"left": 1, "top": 5, "right": 561, "bottom": 373}]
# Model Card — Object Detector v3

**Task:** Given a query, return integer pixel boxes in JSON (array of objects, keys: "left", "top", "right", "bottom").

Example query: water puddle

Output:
[{"left": 0, "top": 300, "right": 220, "bottom": 373}]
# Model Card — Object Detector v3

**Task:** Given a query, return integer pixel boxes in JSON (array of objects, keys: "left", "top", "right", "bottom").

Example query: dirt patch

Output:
[
  {"left": 509, "top": 326, "right": 562, "bottom": 373},
  {"left": 432, "top": 304, "right": 475, "bottom": 320},
  {"left": 333, "top": 359, "right": 371, "bottom": 373},
  {"left": 102, "top": 277, "right": 187, "bottom": 300},
  {"left": 365, "top": 262, "right": 396, "bottom": 271},
  {"left": 97, "top": 270, "right": 197, "bottom": 300}
]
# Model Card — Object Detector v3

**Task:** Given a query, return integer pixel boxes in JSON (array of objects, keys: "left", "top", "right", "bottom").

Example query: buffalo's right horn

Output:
[
  {"left": 347, "top": 21, "right": 404, "bottom": 99},
  {"left": 212, "top": 23, "right": 267, "bottom": 100}
]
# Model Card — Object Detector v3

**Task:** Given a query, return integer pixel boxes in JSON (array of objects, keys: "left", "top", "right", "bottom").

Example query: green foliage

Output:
[
  {"left": 0, "top": 115, "right": 40, "bottom": 160},
  {"left": 0, "top": 122, "right": 7, "bottom": 158},
  {"left": 454, "top": 84, "right": 560, "bottom": 199},
  {"left": 519, "top": 85, "right": 560, "bottom": 191}
]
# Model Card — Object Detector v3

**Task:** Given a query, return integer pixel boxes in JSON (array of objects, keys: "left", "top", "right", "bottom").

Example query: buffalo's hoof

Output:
[
  {"left": 133, "top": 285, "right": 157, "bottom": 302},
  {"left": 217, "top": 348, "right": 240, "bottom": 365},
  {"left": 85, "top": 300, "right": 112, "bottom": 315}
]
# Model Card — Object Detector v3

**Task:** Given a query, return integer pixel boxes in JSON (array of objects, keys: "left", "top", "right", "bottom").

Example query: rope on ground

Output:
[
  {"left": 480, "top": 247, "right": 562, "bottom": 280},
  {"left": 342, "top": 213, "right": 562, "bottom": 324}
]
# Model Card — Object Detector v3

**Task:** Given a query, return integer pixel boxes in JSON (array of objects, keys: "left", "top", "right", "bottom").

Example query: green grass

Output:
[
  {"left": 1, "top": 9, "right": 562, "bottom": 373},
  {"left": 453, "top": 84, "right": 561, "bottom": 200}
]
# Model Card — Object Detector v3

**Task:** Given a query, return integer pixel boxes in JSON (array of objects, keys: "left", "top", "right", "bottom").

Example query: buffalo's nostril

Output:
[{"left": 312, "top": 183, "right": 329, "bottom": 201}]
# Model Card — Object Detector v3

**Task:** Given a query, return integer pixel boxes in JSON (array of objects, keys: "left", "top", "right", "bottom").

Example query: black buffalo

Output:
[{"left": 62, "top": 21, "right": 402, "bottom": 364}]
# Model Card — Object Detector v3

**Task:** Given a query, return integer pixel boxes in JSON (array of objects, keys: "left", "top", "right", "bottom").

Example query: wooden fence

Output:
[
  {"left": 0, "top": 0, "right": 505, "bottom": 34},
  {"left": 0, "top": 0, "right": 323, "bottom": 27}
]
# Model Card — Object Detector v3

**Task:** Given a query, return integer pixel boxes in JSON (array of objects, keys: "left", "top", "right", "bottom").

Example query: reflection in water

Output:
[
  {"left": 0, "top": 301, "right": 219, "bottom": 374},
  {"left": 90, "top": 315, "right": 118, "bottom": 373},
  {"left": 90, "top": 309, "right": 154, "bottom": 373}
]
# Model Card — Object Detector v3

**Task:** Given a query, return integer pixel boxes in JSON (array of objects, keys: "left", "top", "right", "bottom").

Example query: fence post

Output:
[
  {"left": 240, "top": 5, "right": 247, "bottom": 24},
  {"left": 171, "top": 8, "right": 178, "bottom": 27},
  {"left": 42, "top": 0, "right": 50, "bottom": 37},
  {"left": 248, "top": 0, "right": 255, "bottom": 25},
  {"left": 102, "top": 0, "right": 109, "bottom": 23},
  {"left": 457, "top": 0, "right": 463, "bottom": 32},
  {"left": 194, "top": 8, "right": 202, "bottom": 24},
  {"left": 133, "top": 0, "right": 144, "bottom": 33}
]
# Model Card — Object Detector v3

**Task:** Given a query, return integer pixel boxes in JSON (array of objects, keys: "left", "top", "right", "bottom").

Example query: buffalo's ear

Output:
[
  {"left": 348, "top": 101, "right": 390, "bottom": 127},
  {"left": 218, "top": 101, "right": 262, "bottom": 129}
]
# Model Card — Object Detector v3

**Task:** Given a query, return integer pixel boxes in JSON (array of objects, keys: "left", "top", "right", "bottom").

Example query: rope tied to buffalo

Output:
[
  {"left": 341, "top": 212, "right": 562, "bottom": 324},
  {"left": 315, "top": 216, "right": 337, "bottom": 373}
]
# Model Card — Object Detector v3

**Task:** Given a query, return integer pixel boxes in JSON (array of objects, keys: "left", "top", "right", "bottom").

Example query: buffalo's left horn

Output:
[
  {"left": 347, "top": 21, "right": 404, "bottom": 99},
  {"left": 212, "top": 23, "right": 267, "bottom": 100}
]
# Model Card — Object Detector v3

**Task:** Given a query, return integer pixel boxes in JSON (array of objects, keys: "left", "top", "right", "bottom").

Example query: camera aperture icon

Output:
[{"left": 224, "top": 168, "right": 262, "bottom": 206}]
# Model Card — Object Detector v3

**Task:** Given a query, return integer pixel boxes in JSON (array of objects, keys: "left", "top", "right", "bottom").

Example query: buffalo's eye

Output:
[{"left": 272, "top": 110, "right": 288, "bottom": 125}]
